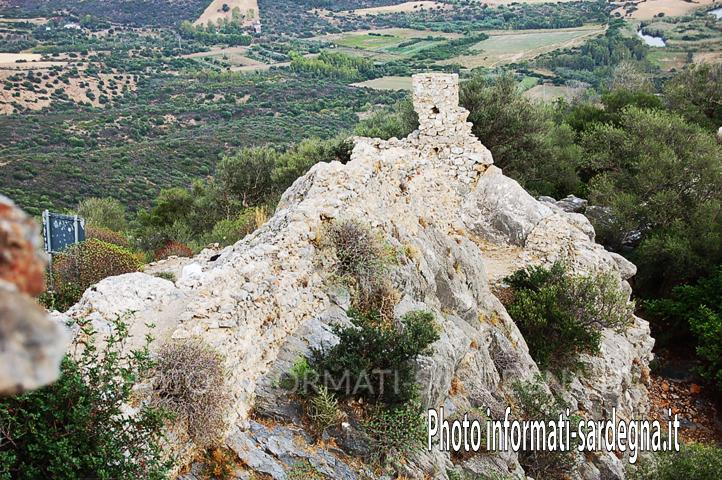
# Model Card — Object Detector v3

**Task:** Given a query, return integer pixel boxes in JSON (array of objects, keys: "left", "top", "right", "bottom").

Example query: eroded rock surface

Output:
[
  {"left": 60, "top": 74, "right": 654, "bottom": 479},
  {"left": 0, "top": 195, "right": 68, "bottom": 395}
]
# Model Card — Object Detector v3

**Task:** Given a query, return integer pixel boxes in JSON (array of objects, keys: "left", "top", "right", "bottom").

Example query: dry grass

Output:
[
  {"left": 152, "top": 338, "right": 231, "bottom": 447},
  {"left": 352, "top": 75, "right": 412, "bottom": 90},
  {"left": 337, "top": 1, "right": 451, "bottom": 16},
  {"left": 0, "top": 17, "right": 48, "bottom": 25},
  {"left": 0, "top": 64, "right": 135, "bottom": 115},
  {"left": 194, "top": 0, "right": 259, "bottom": 26},
  {"left": 0, "top": 53, "right": 42, "bottom": 64},
  {"left": 439, "top": 25, "right": 605, "bottom": 68},
  {"left": 320, "top": 219, "right": 399, "bottom": 316}
]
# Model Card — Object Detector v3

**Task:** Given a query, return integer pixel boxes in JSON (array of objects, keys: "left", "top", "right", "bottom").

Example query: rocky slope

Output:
[{"left": 58, "top": 73, "right": 654, "bottom": 479}]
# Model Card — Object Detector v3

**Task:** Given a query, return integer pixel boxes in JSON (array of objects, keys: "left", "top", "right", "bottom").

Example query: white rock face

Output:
[{"left": 63, "top": 73, "right": 654, "bottom": 479}]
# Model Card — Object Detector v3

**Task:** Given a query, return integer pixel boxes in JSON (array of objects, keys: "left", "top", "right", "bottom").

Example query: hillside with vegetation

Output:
[{"left": 1, "top": 0, "right": 722, "bottom": 478}]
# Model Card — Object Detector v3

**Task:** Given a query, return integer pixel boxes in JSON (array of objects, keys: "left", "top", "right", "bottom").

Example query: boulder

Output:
[
  {"left": 0, "top": 195, "right": 68, "bottom": 395},
  {"left": 464, "top": 166, "right": 553, "bottom": 246},
  {"left": 0, "top": 194, "right": 46, "bottom": 295}
]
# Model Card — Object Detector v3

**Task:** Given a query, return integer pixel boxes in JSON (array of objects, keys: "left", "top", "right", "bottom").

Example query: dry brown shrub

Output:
[
  {"left": 152, "top": 338, "right": 230, "bottom": 447},
  {"left": 322, "top": 219, "right": 399, "bottom": 316}
]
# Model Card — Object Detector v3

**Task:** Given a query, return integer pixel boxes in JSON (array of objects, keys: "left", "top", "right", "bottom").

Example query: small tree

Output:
[{"left": 76, "top": 197, "right": 128, "bottom": 232}]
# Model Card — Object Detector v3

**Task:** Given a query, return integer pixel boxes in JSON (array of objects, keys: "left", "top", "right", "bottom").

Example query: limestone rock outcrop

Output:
[
  {"left": 0, "top": 195, "right": 68, "bottom": 395},
  {"left": 60, "top": 74, "right": 654, "bottom": 479}
]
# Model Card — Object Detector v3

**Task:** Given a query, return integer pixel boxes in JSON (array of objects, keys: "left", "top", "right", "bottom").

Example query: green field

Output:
[
  {"left": 440, "top": 25, "right": 605, "bottom": 68},
  {"left": 322, "top": 28, "right": 459, "bottom": 59},
  {"left": 352, "top": 76, "right": 413, "bottom": 90},
  {"left": 335, "top": 33, "right": 405, "bottom": 50}
]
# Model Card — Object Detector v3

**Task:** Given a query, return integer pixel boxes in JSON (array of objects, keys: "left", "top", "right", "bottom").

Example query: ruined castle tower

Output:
[
  {"left": 413, "top": 72, "right": 471, "bottom": 136},
  {"left": 351, "top": 73, "right": 493, "bottom": 184}
]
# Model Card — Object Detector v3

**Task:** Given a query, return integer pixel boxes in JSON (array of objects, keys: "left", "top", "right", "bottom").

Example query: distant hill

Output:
[{"left": 0, "top": 0, "right": 210, "bottom": 26}]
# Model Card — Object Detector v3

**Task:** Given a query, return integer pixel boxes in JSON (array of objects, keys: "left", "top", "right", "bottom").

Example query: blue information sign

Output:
[{"left": 42, "top": 210, "right": 85, "bottom": 254}]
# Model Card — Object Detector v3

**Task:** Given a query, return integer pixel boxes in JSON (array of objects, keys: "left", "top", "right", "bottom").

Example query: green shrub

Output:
[
  {"left": 86, "top": 225, "right": 130, "bottom": 248},
  {"left": 271, "top": 136, "right": 353, "bottom": 191},
  {"left": 152, "top": 338, "right": 230, "bottom": 447},
  {"left": 202, "top": 209, "right": 256, "bottom": 246},
  {"left": 308, "top": 386, "right": 344, "bottom": 433},
  {"left": 216, "top": 146, "right": 277, "bottom": 207},
  {"left": 504, "top": 262, "right": 632, "bottom": 372},
  {"left": 279, "top": 357, "right": 315, "bottom": 395},
  {"left": 287, "top": 460, "right": 325, "bottom": 480},
  {"left": 646, "top": 267, "right": 722, "bottom": 392},
  {"left": 51, "top": 238, "right": 141, "bottom": 311},
  {"left": 0, "top": 316, "right": 171, "bottom": 480},
  {"left": 353, "top": 98, "right": 418, "bottom": 140},
  {"left": 76, "top": 196, "right": 128, "bottom": 232},
  {"left": 364, "top": 400, "right": 425, "bottom": 458},
  {"left": 311, "top": 309, "right": 439, "bottom": 406},
  {"left": 628, "top": 443, "right": 722, "bottom": 480},
  {"left": 511, "top": 378, "right": 578, "bottom": 479}
]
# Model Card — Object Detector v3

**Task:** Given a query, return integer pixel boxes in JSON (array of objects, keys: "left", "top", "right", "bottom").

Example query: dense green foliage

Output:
[
  {"left": 364, "top": 400, "right": 426, "bottom": 457},
  {"left": 664, "top": 64, "right": 722, "bottom": 131},
  {"left": 535, "top": 21, "right": 649, "bottom": 87},
  {"left": 290, "top": 51, "right": 376, "bottom": 81},
  {"left": 0, "top": 316, "right": 171, "bottom": 479},
  {"left": 131, "top": 135, "right": 351, "bottom": 252},
  {"left": 647, "top": 267, "right": 722, "bottom": 392},
  {"left": 461, "top": 74, "right": 584, "bottom": 198},
  {"left": 411, "top": 33, "right": 489, "bottom": 62},
  {"left": 0, "top": 71, "right": 399, "bottom": 215},
  {"left": 581, "top": 106, "right": 722, "bottom": 296},
  {"left": 504, "top": 263, "right": 632, "bottom": 372},
  {"left": 629, "top": 443, "right": 722, "bottom": 480},
  {"left": 77, "top": 197, "right": 129, "bottom": 232},
  {"left": 311, "top": 309, "right": 439, "bottom": 406},
  {"left": 258, "top": 0, "right": 610, "bottom": 37},
  {"left": 179, "top": 19, "right": 252, "bottom": 47}
]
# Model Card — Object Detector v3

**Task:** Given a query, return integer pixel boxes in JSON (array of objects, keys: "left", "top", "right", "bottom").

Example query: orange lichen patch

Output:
[
  {"left": 0, "top": 195, "right": 47, "bottom": 295},
  {"left": 448, "top": 376, "right": 465, "bottom": 396}
]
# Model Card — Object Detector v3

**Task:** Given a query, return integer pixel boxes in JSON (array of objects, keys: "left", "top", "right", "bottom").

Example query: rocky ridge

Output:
[{"left": 59, "top": 73, "right": 654, "bottom": 479}]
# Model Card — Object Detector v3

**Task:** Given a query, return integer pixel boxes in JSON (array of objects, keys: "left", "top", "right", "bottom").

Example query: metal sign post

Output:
[
  {"left": 42, "top": 210, "right": 86, "bottom": 294},
  {"left": 42, "top": 210, "right": 86, "bottom": 254}
]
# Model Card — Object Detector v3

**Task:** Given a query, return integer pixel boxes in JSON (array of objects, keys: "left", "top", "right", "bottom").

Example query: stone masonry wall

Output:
[{"left": 357, "top": 73, "right": 493, "bottom": 185}]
